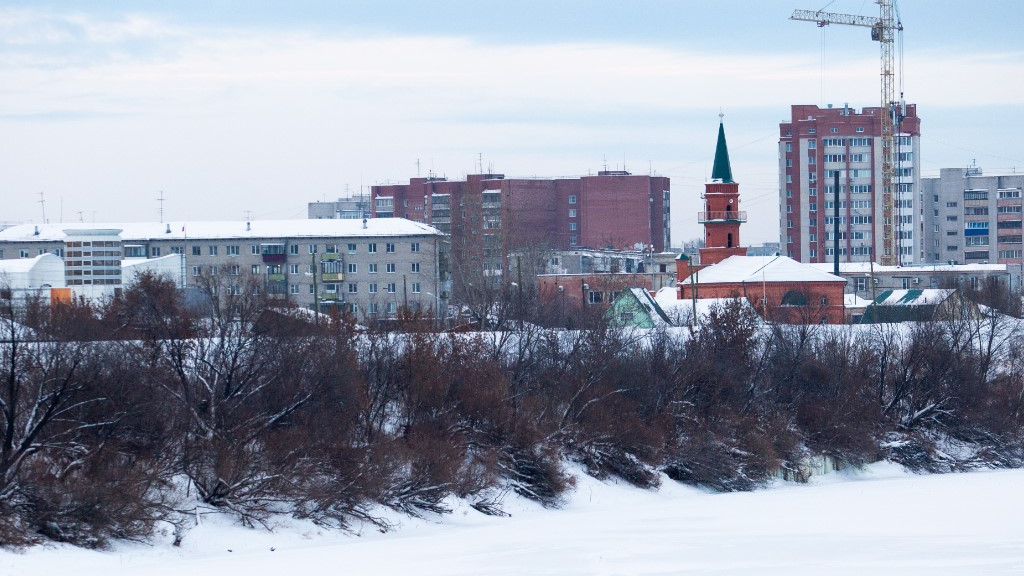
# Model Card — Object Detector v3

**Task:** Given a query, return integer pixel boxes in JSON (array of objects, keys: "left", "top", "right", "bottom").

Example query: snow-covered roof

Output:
[
  {"left": 808, "top": 262, "right": 1011, "bottom": 274},
  {"left": 0, "top": 218, "right": 443, "bottom": 242},
  {"left": 0, "top": 253, "right": 58, "bottom": 274},
  {"left": 681, "top": 255, "right": 845, "bottom": 285},
  {"left": 844, "top": 293, "right": 873, "bottom": 308},
  {"left": 872, "top": 289, "right": 955, "bottom": 306},
  {"left": 653, "top": 288, "right": 757, "bottom": 326}
]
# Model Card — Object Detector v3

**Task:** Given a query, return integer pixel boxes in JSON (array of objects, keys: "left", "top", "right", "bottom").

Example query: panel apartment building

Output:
[
  {"left": 0, "top": 219, "right": 447, "bottom": 317},
  {"left": 922, "top": 166, "right": 1024, "bottom": 266},
  {"left": 370, "top": 172, "right": 670, "bottom": 286},
  {"left": 779, "top": 104, "right": 921, "bottom": 265}
]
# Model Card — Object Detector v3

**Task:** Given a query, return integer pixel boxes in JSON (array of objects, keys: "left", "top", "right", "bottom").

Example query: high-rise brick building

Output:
[
  {"left": 779, "top": 104, "right": 921, "bottom": 265},
  {"left": 371, "top": 172, "right": 670, "bottom": 285}
]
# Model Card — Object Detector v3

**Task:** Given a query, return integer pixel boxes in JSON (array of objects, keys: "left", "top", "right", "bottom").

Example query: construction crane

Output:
[{"left": 791, "top": 1, "right": 904, "bottom": 266}]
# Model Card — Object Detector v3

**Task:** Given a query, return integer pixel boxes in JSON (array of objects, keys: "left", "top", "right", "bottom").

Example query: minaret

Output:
[{"left": 697, "top": 115, "right": 747, "bottom": 266}]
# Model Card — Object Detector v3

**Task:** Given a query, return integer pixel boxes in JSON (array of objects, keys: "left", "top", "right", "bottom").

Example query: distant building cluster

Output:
[{"left": 0, "top": 220, "right": 447, "bottom": 318}]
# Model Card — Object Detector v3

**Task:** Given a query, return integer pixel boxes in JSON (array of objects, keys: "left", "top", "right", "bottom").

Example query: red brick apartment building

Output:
[
  {"left": 371, "top": 172, "right": 670, "bottom": 285},
  {"left": 779, "top": 103, "right": 922, "bottom": 265}
]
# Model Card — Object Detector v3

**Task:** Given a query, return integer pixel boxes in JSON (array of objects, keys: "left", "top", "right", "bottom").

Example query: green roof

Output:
[{"left": 711, "top": 121, "right": 734, "bottom": 183}]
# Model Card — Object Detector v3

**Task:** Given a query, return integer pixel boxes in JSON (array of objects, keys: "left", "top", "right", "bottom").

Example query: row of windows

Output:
[{"left": 183, "top": 241, "right": 423, "bottom": 257}]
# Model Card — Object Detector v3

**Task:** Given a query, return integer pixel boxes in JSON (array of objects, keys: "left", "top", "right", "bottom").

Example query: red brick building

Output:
[
  {"left": 371, "top": 172, "right": 670, "bottom": 290},
  {"left": 674, "top": 119, "right": 847, "bottom": 324}
]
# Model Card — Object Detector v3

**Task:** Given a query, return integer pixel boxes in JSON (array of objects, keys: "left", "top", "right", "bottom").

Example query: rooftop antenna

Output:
[
  {"left": 416, "top": 159, "right": 421, "bottom": 177},
  {"left": 244, "top": 209, "right": 252, "bottom": 223},
  {"left": 602, "top": 155, "right": 608, "bottom": 172},
  {"left": 38, "top": 191, "right": 46, "bottom": 223},
  {"left": 157, "top": 190, "right": 165, "bottom": 223},
  {"left": 478, "top": 152, "right": 483, "bottom": 174},
  {"left": 77, "top": 211, "right": 84, "bottom": 223}
]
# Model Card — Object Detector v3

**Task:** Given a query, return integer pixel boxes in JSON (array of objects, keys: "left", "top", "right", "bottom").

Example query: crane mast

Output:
[{"left": 791, "top": 0, "right": 902, "bottom": 266}]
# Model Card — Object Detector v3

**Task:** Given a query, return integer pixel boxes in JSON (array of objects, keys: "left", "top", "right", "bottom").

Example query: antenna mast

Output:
[
  {"left": 38, "top": 192, "right": 46, "bottom": 223},
  {"left": 158, "top": 190, "right": 166, "bottom": 223}
]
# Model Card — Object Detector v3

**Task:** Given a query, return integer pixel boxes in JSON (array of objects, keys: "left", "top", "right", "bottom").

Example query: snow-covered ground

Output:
[{"left": 4, "top": 463, "right": 1024, "bottom": 575}]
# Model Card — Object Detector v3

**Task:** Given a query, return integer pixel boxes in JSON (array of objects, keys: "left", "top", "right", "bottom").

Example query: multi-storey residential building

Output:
[
  {"left": 779, "top": 103, "right": 922, "bottom": 265},
  {"left": 370, "top": 172, "right": 670, "bottom": 289},
  {"left": 0, "top": 219, "right": 447, "bottom": 318},
  {"left": 922, "top": 166, "right": 1024, "bottom": 266}
]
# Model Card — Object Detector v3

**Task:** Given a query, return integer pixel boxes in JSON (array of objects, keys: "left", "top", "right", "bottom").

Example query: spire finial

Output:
[{"left": 719, "top": 108, "right": 724, "bottom": 122}]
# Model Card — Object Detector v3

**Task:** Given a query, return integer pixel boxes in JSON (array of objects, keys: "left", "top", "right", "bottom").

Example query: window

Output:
[
  {"left": 569, "top": 195, "right": 577, "bottom": 204},
  {"left": 569, "top": 235, "right": 578, "bottom": 246},
  {"left": 368, "top": 303, "right": 378, "bottom": 314},
  {"left": 786, "top": 158, "right": 793, "bottom": 168},
  {"left": 830, "top": 127, "right": 838, "bottom": 133},
  {"left": 290, "top": 284, "right": 299, "bottom": 294},
  {"left": 289, "top": 244, "right": 299, "bottom": 255},
  {"left": 347, "top": 243, "right": 357, "bottom": 253},
  {"left": 410, "top": 242, "right": 420, "bottom": 252},
  {"left": 807, "top": 129, "right": 816, "bottom": 135},
  {"left": 347, "top": 263, "right": 357, "bottom": 273},
  {"left": 785, "top": 142, "right": 792, "bottom": 153},
  {"left": 368, "top": 243, "right": 377, "bottom": 253},
  {"left": 368, "top": 263, "right": 378, "bottom": 274},
  {"left": 569, "top": 222, "right": 577, "bottom": 231},
  {"left": 192, "top": 246, "right": 201, "bottom": 256},
  {"left": 348, "top": 283, "right": 358, "bottom": 293},
  {"left": 411, "top": 262, "right": 421, "bottom": 273},
  {"left": 411, "top": 282, "right": 421, "bottom": 293},
  {"left": 946, "top": 201, "right": 959, "bottom": 208},
  {"left": 386, "top": 263, "right": 396, "bottom": 273},
  {"left": 250, "top": 264, "right": 259, "bottom": 274},
  {"left": 191, "top": 266, "right": 201, "bottom": 276},
  {"left": 209, "top": 265, "right": 218, "bottom": 276},
  {"left": 227, "top": 265, "right": 240, "bottom": 276},
  {"left": 385, "top": 243, "right": 395, "bottom": 253},
  {"left": 998, "top": 188, "right": 1022, "bottom": 199},
  {"left": 386, "top": 282, "right": 396, "bottom": 294},
  {"left": 786, "top": 219, "right": 793, "bottom": 229},
  {"left": 369, "top": 283, "right": 378, "bottom": 294},
  {"left": 251, "top": 245, "right": 259, "bottom": 255},
  {"left": 386, "top": 302, "right": 397, "bottom": 314},
  {"left": 150, "top": 247, "right": 161, "bottom": 257},
  {"left": 856, "top": 127, "right": 865, "bottom": 133},
  {"left": 309, "top": 284, "right": 315, "bottom": 294},
  {"left": 786, "top": 189, "right": 792, "bottom": 198},
  {"left": 568, "top": 209, "right": 577, "bottom": 218},
  {"left": 809, "top": 203, "right": 817, "bottom": 212},
  {"left": 998, "top": 220, "right": 1023, "bottom": 229},
  {"left": 307, "top": 244, "right": 317, "bottom": 254},
  {"left": 787, "top": 205, "right": 793, "bottom": 213},
  {"left": 855, "top": 277, "right": 867, "bottom": 292},
  {"left": 588, "top": 291, "right": 603, "bottom": 304},
  {"left": 964, "top": 190, "right": 988, "bottom": 201},
  {"left": 289, "top": 264, "right": 299, "bottom": 274},
  {"left": 947, "top": 215, "right": 958, "bottom": 222},
  {"left": 809, "top": 187, "right": 817, "bottom": 197},
  {"left": 226, "top": 245, "right": 239, "bottom": 256},
  {"left": 998, "top": 205, "right": 1023, "bottom": 214}
]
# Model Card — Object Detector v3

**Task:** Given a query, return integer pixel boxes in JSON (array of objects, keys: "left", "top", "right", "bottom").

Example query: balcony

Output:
[
  {"left": 268, "top": 273, "right": 286, "bottom": 282},
  {"left": 321, "top": 273, "right": 344, "bottom": 281},
  {"left": 262, "top": 253, "right": 286, "bottom": 263},
  {"left": 698, "top": 211, "right": 747, "bottom": 223},
  {"left": 321, "top": 253, "right": 339, "bottom": 261}
]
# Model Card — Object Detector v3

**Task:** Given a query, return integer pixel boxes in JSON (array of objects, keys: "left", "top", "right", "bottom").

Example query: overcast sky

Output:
[{"left": 2, "top": 0, "right": 1023, "bottom": 245}]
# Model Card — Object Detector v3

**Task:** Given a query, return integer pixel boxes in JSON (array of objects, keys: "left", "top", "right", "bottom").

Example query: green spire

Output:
[{"left": 711, "top": 118, "right": 734, "bottom": 183}]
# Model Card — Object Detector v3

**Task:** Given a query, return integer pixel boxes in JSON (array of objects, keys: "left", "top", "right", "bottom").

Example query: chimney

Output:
[
  {"left": 33, "top": 225, "right": 39, "bottom": 236},
  {"left": 362, "top": 218, "right": 367, "bottom": 230},
  {"left": 246, "top": 221, "right": 251, "bottom": 232},
  {"left": 165, "top": 223, "right": 171, "bottom": 234}
]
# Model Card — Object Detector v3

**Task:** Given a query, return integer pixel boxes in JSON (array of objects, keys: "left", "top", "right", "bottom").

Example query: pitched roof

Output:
[
  {"left": 711, "top": 121, "right": 734, "bottom": 183},
  {"left": 0, "top": 218, "right": 442, "bottom": 242},
  {"left": 872, "top": 289, "right": 955, "bottom": 306},
  {"left": 681, "top": 255, "right": 845, "bottom": 285}
]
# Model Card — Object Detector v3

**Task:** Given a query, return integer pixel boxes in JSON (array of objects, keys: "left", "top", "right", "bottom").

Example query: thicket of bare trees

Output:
[{"left": 2, "top": 272, "right": 1023, "bottom": 548}]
